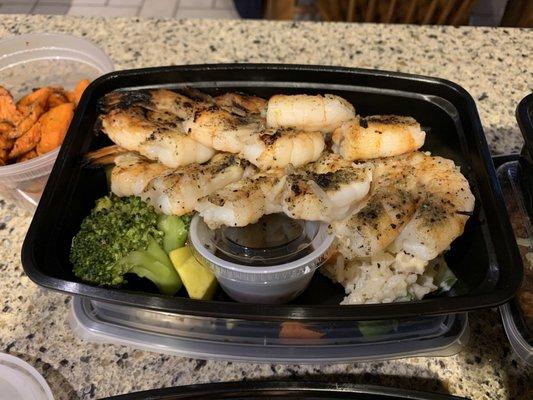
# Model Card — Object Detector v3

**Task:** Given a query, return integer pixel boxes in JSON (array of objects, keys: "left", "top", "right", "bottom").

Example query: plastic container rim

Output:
[
  {"left": 0, "top": 148, "right": 59, "bottom": 177},
  {"left": 500, "top": 303, "right": 532, "bottom": 365},
  {"left": 189, "top": 214, "right": 335, "bottom": 275},
  {"left": 0, "top": 32, "right": 114, "bottom": 72}
]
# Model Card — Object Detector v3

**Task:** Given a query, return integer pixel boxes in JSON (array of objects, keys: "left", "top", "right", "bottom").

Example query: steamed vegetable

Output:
[
  {"left": 70, "top": 195, "right": 184, "bottom": 295},
  {"left": 158, "top": 214, "right": 189, "bottom": 254},
  {"left": 358, "top": 320, "right": 399, "bottom": 337},
  {"left": 170, "top": 246, "right": 218, "bottom": 300}
]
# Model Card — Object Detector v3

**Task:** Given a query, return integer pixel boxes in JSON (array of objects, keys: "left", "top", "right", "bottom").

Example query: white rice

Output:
[{"left": 321, "top": 249, "right": 450, "bottom": 305}]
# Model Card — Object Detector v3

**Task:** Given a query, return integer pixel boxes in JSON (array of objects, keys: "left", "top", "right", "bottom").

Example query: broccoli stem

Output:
[
  {"left": 146, "top": 240, "right": 173, "bottom": 267},
  {"left": 158, "top": 215, "right": 188, "bottom": 253},
  {"left": 123, "top": 243, "right": 182, "bottom": 295}
]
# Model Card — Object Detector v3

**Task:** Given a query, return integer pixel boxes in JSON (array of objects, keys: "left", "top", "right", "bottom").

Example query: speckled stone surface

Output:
[{"left": 0, "top": 15, "right": 532, "bottom": 400}]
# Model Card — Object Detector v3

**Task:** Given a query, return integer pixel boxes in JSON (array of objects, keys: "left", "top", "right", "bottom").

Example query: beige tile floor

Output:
[{"left": 0, "top": 0, "right": 241, "bottom": 19}]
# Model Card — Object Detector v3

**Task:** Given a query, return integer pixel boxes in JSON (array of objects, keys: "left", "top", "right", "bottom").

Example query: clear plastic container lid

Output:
[
  {"left": 189, "top": 213, "right": 335, "bottom": 282},
  {"left": 500, "top": 303, "right": 532, "bottom": 365},
  {"left": 496, "top": 160, "right": 533, "bottom": 366},
  {"left": 70, "top": 297, "right": 469, "bottom": 363},
  {"left": 0, "top": 33, "right": 114, "bottom": 211}
]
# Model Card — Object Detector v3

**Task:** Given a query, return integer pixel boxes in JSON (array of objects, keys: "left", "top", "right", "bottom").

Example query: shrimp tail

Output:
[{"left": 84, "top": 145, "right": 130, "bottom": 167}]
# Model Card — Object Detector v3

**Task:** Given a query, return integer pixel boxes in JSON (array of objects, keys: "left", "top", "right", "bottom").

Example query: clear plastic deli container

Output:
[
  {"left": 0, "top": 33, "right": 114, "bottom": 211},
  {"left": 70, "top": 297, "right": 469, "bottom": 363}
]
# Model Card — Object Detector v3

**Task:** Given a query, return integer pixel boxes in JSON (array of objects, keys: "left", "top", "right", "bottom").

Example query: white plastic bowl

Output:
[
  {"left": 0, "top": 33, "right": 114, "bottom": 211},
  {"left": 0, "top": 352, "right": 54, "bottom": 400},
  {"left": 189, "top": 214, "right": 335, "bottom": 304}
]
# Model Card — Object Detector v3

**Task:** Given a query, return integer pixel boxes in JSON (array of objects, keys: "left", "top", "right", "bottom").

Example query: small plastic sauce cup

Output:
[{"left": 189, "top": 213, "right": 335, "bottom": 304}]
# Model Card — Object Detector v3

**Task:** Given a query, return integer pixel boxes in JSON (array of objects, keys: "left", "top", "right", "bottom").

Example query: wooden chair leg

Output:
[
  {"left": 436, "top": 0, "right": 456, "bottom": 24},
  {"left": 330, "top": 0, "right": 343, "bottom": 20},
  {"left": 404, "top": 0, "right": 419, "bottom": 23},
  {"left": 422, "top": 0, "right": 439, "bottom": 24},
  {"left": 265, "top": 0, "right": 295, "bottom": 20},
  {"left": 364, "top": 0, "right": 377, "bottom": 22},
  {"left": 317, "top": 0, "right": 332, "bottom": 20},
  {"left": 501, "top": 0, "right": 533, "bottom": 27},
  {"left": 451, "top": 0, "right": 477, "bottom": 26},
  {"left": 385, "top": 0, "right": 398, "bottom": 23},
  {"left": 347, "top": 0, "right": 356, "bottom": 21}
]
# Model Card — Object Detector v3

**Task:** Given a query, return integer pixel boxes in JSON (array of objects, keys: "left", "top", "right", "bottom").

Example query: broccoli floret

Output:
[
  {"left": 70, "top": 195, "right": 183, "bottom": 295},
  {"left": 158, "top": 214, "right": 189, "bottom": 253},
  {"left": 180, "top": 213, "right": 193, "bottom": 230}
]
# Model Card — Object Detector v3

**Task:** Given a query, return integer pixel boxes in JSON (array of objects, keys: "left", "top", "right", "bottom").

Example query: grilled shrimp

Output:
[
  {"left": 199, "top": 92, "right": 325, "bottom": 169},
  {"left": 389, "top": 154, "right": 475, "bottom": 261},
  {"left": 281, "top": 153, "right": 373, "bottom": 222},
  {"left": 182, "top": 105, "right": 259, "bottom": 154},
  {"left": 241, "top": 128, "right": 325, "bottom": 170},
  {"left": 266, "top": 94, "right": 355, "bottom": 133},
  {"left": 110, "top": 152, "right": 169, "bottom": 197},
  {"left": 140, "top": 153, "right": 247, "bottom": 216},
  {"left": 102, "top": 89, "right": 197, "bottom": 120},
  {"left": 87, "top": 145, "right": 170, "bottom": 196},
  {"left": 173, "top": 91, "right": 267, "bottom": 154},
  {"left": 102, "top": 89, "right": 324, "bottom": 170},
  {"left": 196, "top": 169, "right": 286, "bottom": 229},
  {"left": 99, "top": 149, "right": 246, "bottom": 216},
  {"left": 188, "top": 92, "right": 360, "bottom": 169},
  {"left": 100, "top": 90, "right": 215, "bottom": 168},
  {"left": 198, "top": 153, "right": 373, "bottom": 228},
  {"left": 332, "top": 115, "right": 425, "bottom": 160},
  {"left": 333, "top": 154, "right": 420, "bottom": 258},
  {"left": 184, "top": 103, "right": 325, "bottom": 169},
  {"left": 333, "top": 152, "right": 474, "bottom": 260}
]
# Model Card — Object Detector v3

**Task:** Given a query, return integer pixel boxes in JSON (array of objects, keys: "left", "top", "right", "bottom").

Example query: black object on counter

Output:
[
  {"left": 495, "top": 93, "right": 533, "bottom": 366},
  {"left": 517, "top": 93, "right": 533, "bottom": 220},
  {"left": 103, "top": 381, "right": 469, "bottom": 400},
  {"left": 504, "top": 93, "right": 533, "bottom": 343},
  {"left": 515, "top": 93, "right": 533, "bottom": 342},
  {"left": 22, "top": 64, "right": 523, "bottom": 321},
  {"left": 233, "top": 0, "right": 264, "bottom": 18}
]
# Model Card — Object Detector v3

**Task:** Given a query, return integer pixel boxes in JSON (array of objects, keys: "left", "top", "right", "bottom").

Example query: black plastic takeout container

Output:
[
  {"left": 103, "top": 381, "right": 468, "bottom": 400},
  {"left": 517, "top": 93, "right": 533, "bottom": 162},
  {"left": 22, "top": 64, "right": 523, "bottom": 321},
  {"left": 497, "top": 93, "right": 533, "bottom": 352},
  {"left": 515, "top": 92, "right": 533, "bottom": 342}
]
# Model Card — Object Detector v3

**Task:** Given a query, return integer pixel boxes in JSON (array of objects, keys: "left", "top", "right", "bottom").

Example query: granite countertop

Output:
[{"left": 0, "top": 15, "right": 532, "bottom": 400}]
